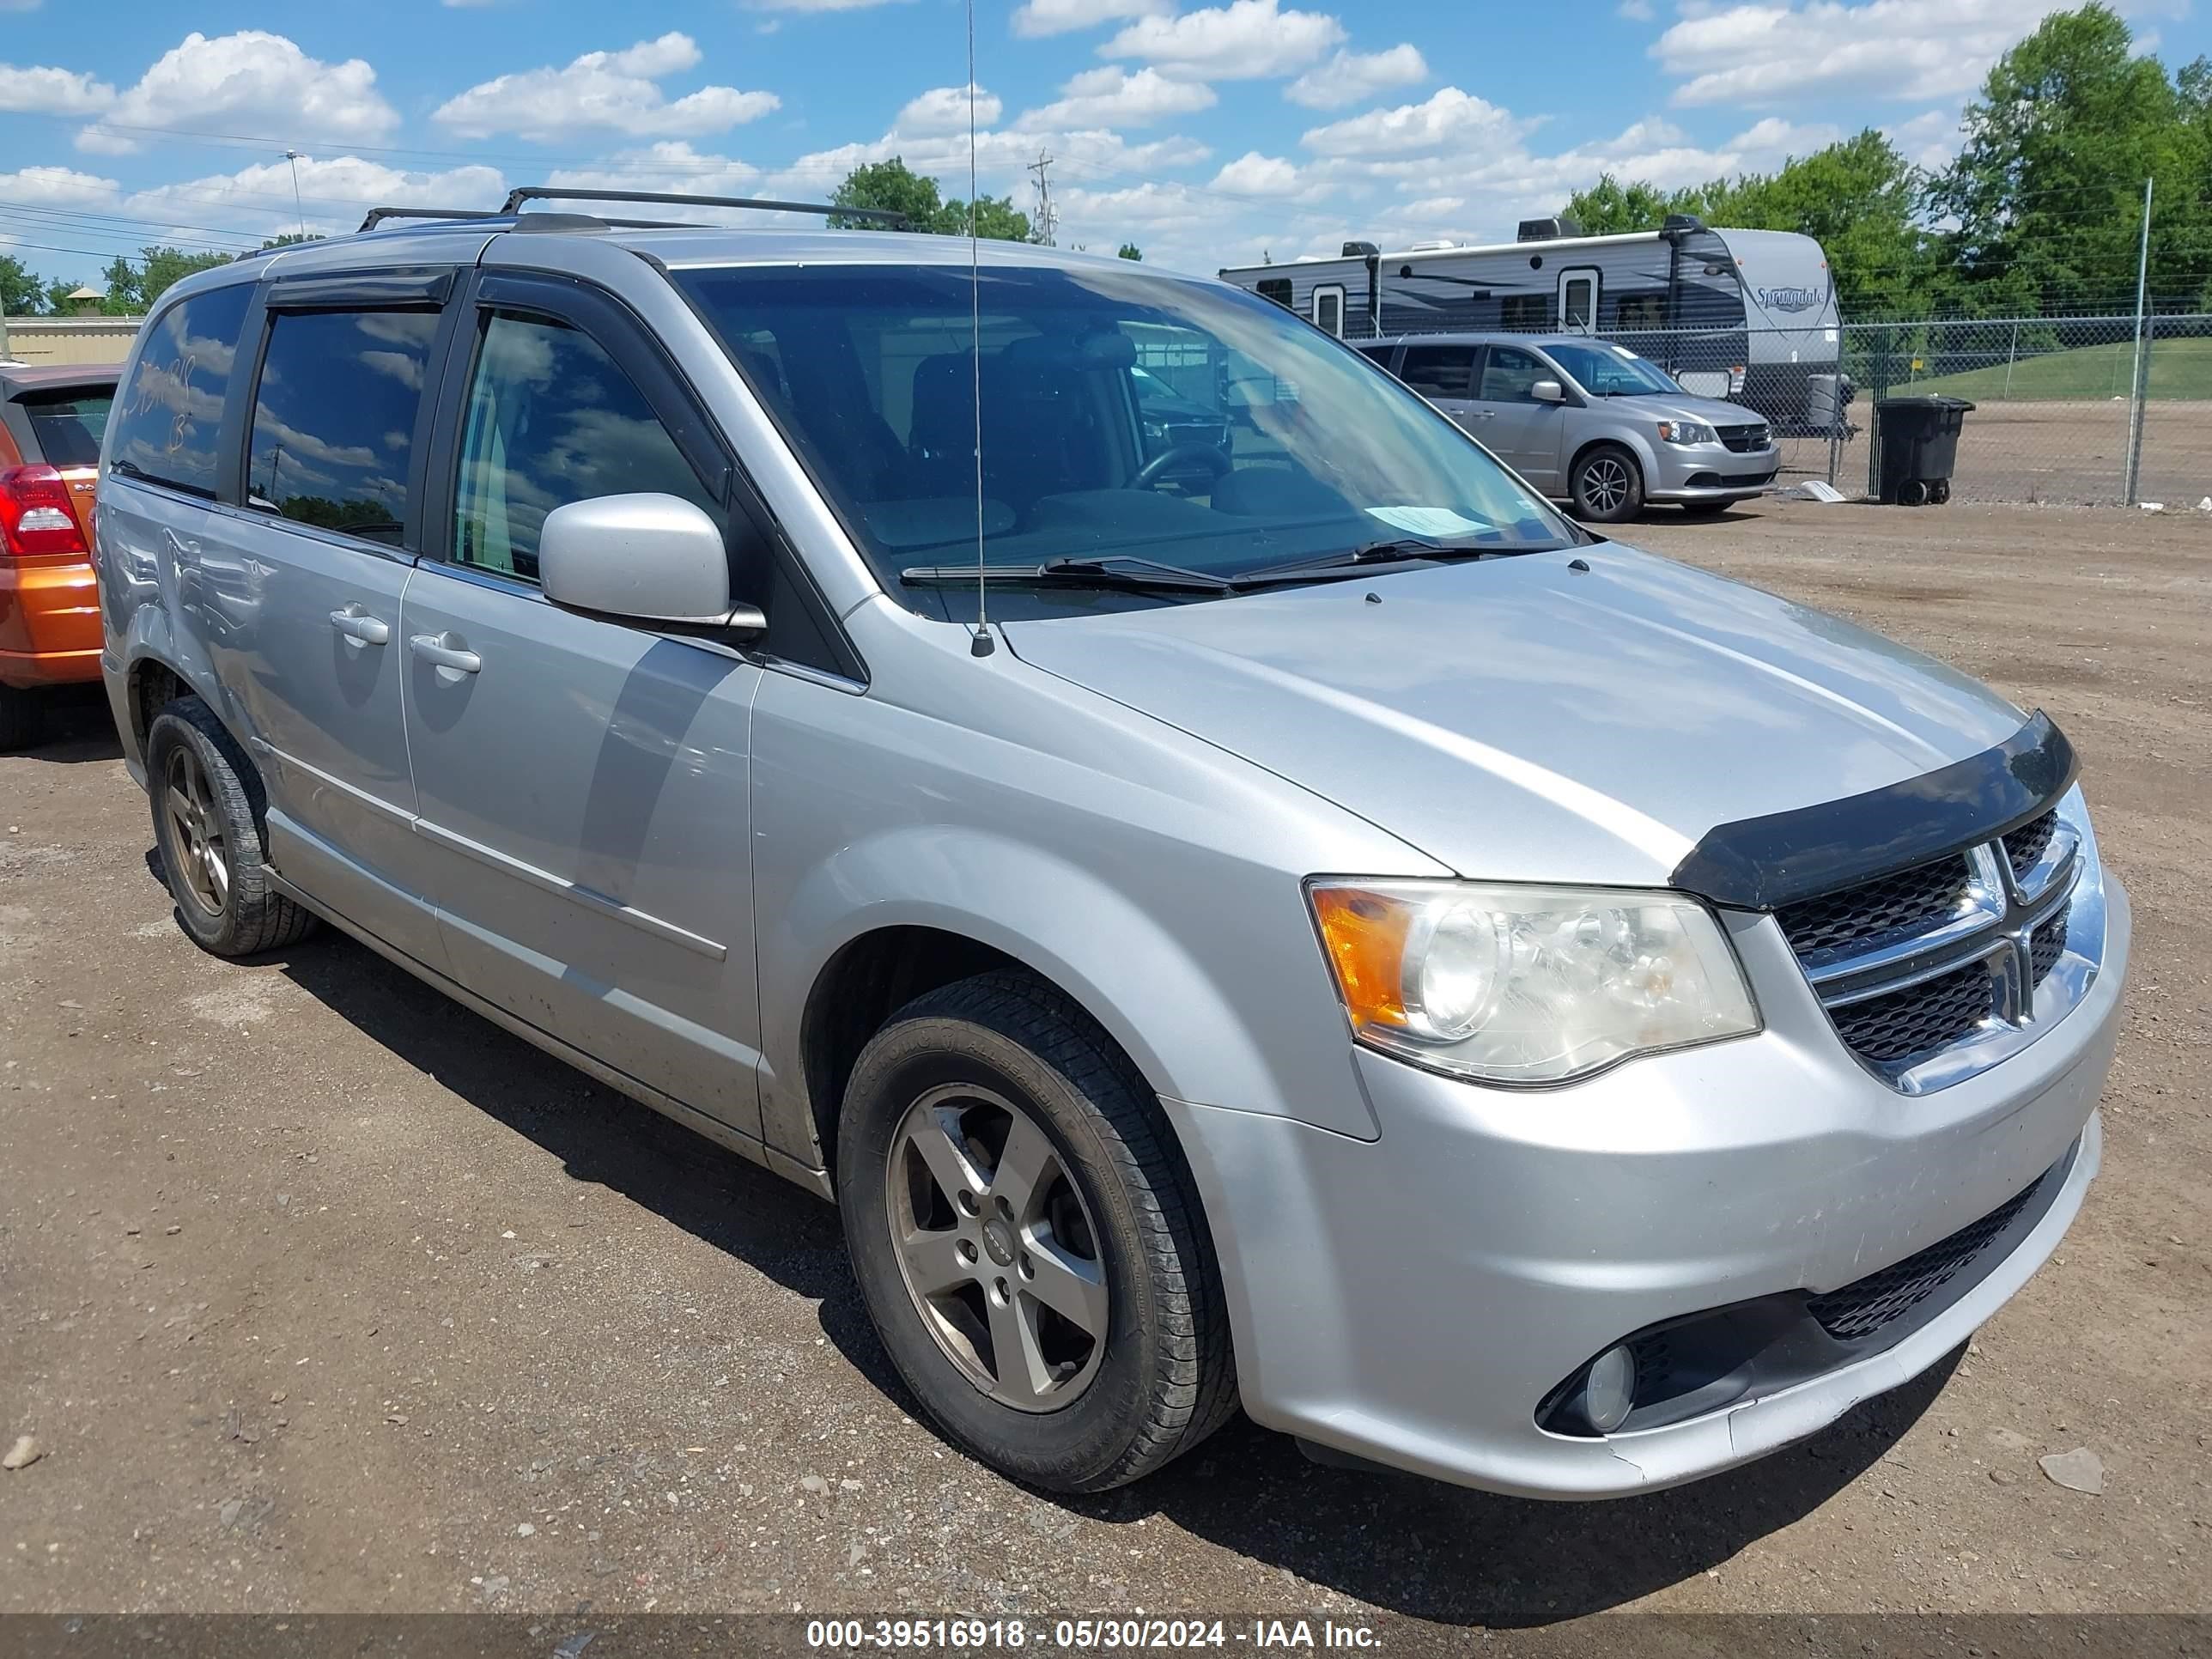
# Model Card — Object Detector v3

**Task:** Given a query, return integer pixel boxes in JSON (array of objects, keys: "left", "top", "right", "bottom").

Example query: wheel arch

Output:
[{"left": 1566, "top": 432, "right": 1653, "bottom": 494}]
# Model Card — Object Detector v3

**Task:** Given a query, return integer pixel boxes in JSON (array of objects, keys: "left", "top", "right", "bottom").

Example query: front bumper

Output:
[
  {"left": 1646, "top": 445, "right": 1782, "bottom": 504},
  {"left": 1165, "top": 872, "right": 2129, "bottom": 1498}
]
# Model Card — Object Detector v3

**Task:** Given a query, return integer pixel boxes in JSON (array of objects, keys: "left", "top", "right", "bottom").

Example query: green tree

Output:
[
  {"left": 1117, "top": 242, "right": 1143, "bottom": 261},
  {"left": 1566, "top": 133, "right": 1932, "bottom": 315},
  {"left": 830, "top": 156, "right": 1031, "bottom": 240},
  {"left": 261, "top": 233, "right": 323, "bottom": 250},
  {"left": 98, "top": 246, "right": 234, "bottom": 314},
  {"left": 0, "top": 254, "right": 42, "bottom": 318},
  {"left": 1929, "top": 4, "right": 2212, "bottom": 311}
]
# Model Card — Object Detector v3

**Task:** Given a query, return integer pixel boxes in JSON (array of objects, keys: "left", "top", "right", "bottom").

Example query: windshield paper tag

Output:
[{"left": 1367, "top": 506, "right": 1488, "bottom": 538}]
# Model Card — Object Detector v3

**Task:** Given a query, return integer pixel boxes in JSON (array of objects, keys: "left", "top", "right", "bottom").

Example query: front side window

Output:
[
  {"left": 453, "top": 312, "right": 721, "bottom": 583},
  {"left": 108, "top": 283, "right": 252, "bottom": 499},
  {"left": 1479, "top": 346, "right": 1548, "bottom": 404},
  {"left": 674, "top": 263, "right": 1571, "bottom": 607},
  {"left": 246, "top": 308, "right": 437, "bottom": 544}
]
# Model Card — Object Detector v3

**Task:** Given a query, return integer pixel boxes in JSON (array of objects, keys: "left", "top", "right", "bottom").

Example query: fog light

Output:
[{"left": 1583, "top": 1345, "right": 1637, "bottom": 1433}]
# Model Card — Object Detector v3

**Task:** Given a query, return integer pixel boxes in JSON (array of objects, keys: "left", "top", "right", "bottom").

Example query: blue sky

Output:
[{"left": 1, "top": 0, "right": 2203, "bottom": 289}]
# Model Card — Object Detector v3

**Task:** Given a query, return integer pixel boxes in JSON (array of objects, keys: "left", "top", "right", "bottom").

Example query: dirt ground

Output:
[{"left": 2, "top": 500, "right": 2208, "bottom": 1633}]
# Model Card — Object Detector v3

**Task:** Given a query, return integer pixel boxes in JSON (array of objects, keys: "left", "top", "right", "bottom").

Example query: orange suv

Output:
[{"left": 2, "top": 363, "right": 116, "bottom": 750}]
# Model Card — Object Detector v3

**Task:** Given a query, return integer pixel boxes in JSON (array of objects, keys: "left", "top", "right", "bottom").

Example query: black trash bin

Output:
[{"left": 1875, "top": 394, "right": 1974, "bottom": 505}]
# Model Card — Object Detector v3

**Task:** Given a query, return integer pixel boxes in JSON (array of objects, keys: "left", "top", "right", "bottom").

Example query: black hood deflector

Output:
[{"left": 1671, "top": 712, "right": 2078, "bottom": 910}]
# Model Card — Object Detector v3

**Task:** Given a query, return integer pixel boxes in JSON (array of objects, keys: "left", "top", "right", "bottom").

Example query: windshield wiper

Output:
[
  {"left": 1237, "top": 538, "right": 1511, "bottom": 584},
  {"left": 900, "top": 554, "right": 1233, "bottom": 592}
]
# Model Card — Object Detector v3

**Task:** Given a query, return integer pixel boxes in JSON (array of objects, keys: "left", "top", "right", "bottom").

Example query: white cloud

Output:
[
  {"left": 1210, "top": 152, "right": 1309, "bottom": 198},
  {"left": 434, "top": 33, "right": 779, "bottom": 142},
  {"left": 1012, "top": 0, "right": 1170, "bottom": 35},
  {"left": 78, "top": 31, "right": 396, "bottom": 155},
  {"left": 123, "top": 156, "right": 507, "bottom": 241},
  {"left": 1617, "top": 0, "right": 1656, "bottom": 17},
  {"left": 0, "top": 63, "right": 114, "bottom": 116},
  {"left": 1103, "top": 0, "right": 1346, "bottom": 81},
  {"left": 1651, "top": 0, "right": 2166, "bottom": 107},
  {"left": 897, "top": 84, "right": 1003, "bottom": 136},
  {"left": 1887, "top": 108, "right": 1963, "bottom": 169},
  {"left": 1285, "top": 44, "right": 1428, "bottom": 110},
  {"left": 1300, "top": 86, "right": 1525, "bottom": 159},
  {"left": 0, "top": 164, "right": 118, "bottom": 207},
  {"left": 1024, "top": 66, "right": 1217, "bottom": 128},
  {"left": 538, "top": 143, "right": 772, "bottom": 221}
]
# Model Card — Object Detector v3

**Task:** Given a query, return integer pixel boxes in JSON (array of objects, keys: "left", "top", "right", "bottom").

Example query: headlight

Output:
[
  {"left": 1656, "top": 420, "right": 1718, "bottom": 446},
  {"left": 1307, "top": 879, "right": 1759, "bottom": 1085}
]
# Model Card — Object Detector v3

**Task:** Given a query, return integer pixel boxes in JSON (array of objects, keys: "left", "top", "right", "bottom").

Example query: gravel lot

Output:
[{"left": 2, "top": 500, "right": 2207, "bottom": 1634}]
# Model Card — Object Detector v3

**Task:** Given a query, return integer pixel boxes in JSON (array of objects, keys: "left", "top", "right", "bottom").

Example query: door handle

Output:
[
  {"left": 408, "top": 633, "right": 481, "bottom": 674},
  {"left": 329, "top": 608, "right": 391, "bottom": 645}
]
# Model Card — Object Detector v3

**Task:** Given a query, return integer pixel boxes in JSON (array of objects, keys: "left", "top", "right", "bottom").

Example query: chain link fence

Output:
[{"left": 1588, "top": 313, "right": 2212, "bottom": 507}]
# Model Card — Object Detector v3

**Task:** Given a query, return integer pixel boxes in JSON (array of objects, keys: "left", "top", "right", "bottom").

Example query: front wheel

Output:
[
  {"left": 836, "top": 971, "right": 1236, "bottom": 1492},
  {"left": 1570, "top": 445, "right": 1645, "bottom": 523}
]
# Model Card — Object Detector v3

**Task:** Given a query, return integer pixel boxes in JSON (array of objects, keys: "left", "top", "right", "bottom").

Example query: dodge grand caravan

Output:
[{"left": 93, "top": 201, "right": 2126, "bottom": 1498}]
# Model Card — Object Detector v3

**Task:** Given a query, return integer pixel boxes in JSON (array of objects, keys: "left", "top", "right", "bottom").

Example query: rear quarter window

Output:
[
  {"left": 108, "top": 283, "right": 253, "bottom": 499},
  {"left": 22, "top": 393, "right": 112, "bottom": 468}
]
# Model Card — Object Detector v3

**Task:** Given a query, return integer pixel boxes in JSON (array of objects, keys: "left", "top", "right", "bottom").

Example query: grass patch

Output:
[{"left": 1895, "top": 333, "right": 2212, "bottom": 402}]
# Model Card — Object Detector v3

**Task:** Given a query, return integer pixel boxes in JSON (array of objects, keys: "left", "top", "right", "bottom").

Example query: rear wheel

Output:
[
  {"left": 0, "top": 687, "right": 40, "bottom": 754},
  {"left": 1570, "top": 445, "right": 1644, "bottom": 523},
  {"left": 146, "top": 696, "right": 316, "bottom": 957},
  {"left": 1899, "top": 478, "right": 1930, "bottom": 507},
  {"left": 836, "top": 971, "right": 1235, "bottom": 1492}
]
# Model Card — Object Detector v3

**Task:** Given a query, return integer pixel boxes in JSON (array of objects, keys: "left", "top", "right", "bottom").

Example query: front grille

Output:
[
  {"left": 1776, "top": 854, "right": 1972, "bottom": 957},
  {"left": 2004, "top": 810, "right": 2057, "bottom": 881},
  {"left": 1808, "top": 1174, "right": 2045, "bottom": 1341},
  {"left": 1828, "top": 961, "right": 1995, "bottom": 1065},
  {"left": 2030, "top": 901, "right": 2071, "bottom": 987},
  {"left": 1717, "top": 423, "right": 1771, "bottom": 453}
]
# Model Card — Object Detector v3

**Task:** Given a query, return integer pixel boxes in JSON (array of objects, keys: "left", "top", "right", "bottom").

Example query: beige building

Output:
[{"left": 0, "top": 313, "right": 144, "bottom": 367}]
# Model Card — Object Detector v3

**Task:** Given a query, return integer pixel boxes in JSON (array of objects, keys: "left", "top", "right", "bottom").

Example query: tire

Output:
[
  {"left": 1570, "top": 444, "right": 1645, "bottom": 523},
  {"left": 836, "top": 970, "right": 1236, "bottom": 1492},
  {"left": 146, "top": 695, "right": 317, "bottom": 957},
  {"left": 1929, "top": 479, "right": 1952, "bottom": 505},
  {"left": 0, "top": 687, "right": 40, "bottom": 754},
  {"left": 1899, "top": 478, "right": 1930, "bottom": 507}
]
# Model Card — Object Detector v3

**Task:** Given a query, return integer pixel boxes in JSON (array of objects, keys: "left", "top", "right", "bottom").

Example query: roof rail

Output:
[
  {"left": 359, "top": 206, "right": 507, "bottom": 231},
  {"left": 499, "top": 185, "right": 907, "bottom": 228}
]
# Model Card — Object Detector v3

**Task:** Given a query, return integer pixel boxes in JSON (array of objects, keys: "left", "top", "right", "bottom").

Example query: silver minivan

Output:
[
  {"left": 1361, "top": 332, "right": 1784, "bottom": 521},
  {"left": 94, "top": 204, "right": 2125, "bottom": 1500}
]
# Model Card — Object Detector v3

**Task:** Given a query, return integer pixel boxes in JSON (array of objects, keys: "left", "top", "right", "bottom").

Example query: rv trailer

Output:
[{"left": 1218, "top": 216, "right": 1844, "bottom": 434}]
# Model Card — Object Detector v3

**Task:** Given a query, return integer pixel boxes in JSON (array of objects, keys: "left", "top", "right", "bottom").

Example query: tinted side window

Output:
[
  {"left": 453, "top": 312, "right": 720, "bottom": 584},
  {"left": 1398, "top": 345, "right": 1476, "bottom": 399},
  {"left": 1356, "top": 345, "right": 1395, "bottom": 368},
  {"left": 247, "top": 309, "right": 437, "bottom": 544},
  {"left": 108, "top": 283, "right": 252, "bottom": 498},
  {"left": 1255, "top": 278, "right": 1293, "bottom": 308},
  {"left": 1500, "top": 294, "right": 1550, "bottom": 331},
  {"left": 1480, "top": 346, "right": 1547, "bottom": 404}
]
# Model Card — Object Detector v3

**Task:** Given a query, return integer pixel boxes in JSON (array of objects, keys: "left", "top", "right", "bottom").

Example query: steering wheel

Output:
[{"left": 1133, "top": 443, "right": 1232, "bottom": 491}]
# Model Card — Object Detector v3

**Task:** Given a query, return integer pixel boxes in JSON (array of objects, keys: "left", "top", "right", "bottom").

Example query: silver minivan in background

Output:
[
  {"left": 1360, "top": 332, "right": 1784, "bottom": 522},
  {"left": 94, "top": 203, "right": 2125, "bottom": 1500}
]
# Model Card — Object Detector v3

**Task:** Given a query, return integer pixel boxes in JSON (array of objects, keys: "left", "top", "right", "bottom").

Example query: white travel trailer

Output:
[{"left": 1218, "top": 216, "right": 1845, "bottom": 433}]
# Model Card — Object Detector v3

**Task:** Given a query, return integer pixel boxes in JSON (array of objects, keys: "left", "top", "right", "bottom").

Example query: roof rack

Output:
[
  {"left": 358, "top": 206, "right": 505, "bottom": 231},
  {"left": 500, "top": 185, "right": 907, "bottom": 228}
]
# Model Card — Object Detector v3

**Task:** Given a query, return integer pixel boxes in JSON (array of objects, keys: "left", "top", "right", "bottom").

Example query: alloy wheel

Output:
[
  {"left": 162, "top": 743, "right": 229, "bottom": 917},
  {"left": 885, "top": 1082, "right": 1109, "bottom": 1413},
  {"left": 1582, "top": 455, "right": 1631, "bottom": 514}
]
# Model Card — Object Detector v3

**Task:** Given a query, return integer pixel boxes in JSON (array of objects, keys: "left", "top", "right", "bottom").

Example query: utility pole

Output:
[
  {"left": 2122, "top": 174, "right": 2153, "bottom": 507},
  {"left": 284, "top": 150, "right": 307, "bottom": 240},
  {"left": 1026, "top": 149, "right": 1058, "bottom": 247}
]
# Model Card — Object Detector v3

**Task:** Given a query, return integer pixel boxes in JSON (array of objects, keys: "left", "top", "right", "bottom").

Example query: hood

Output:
[
  {"left": 1607, "top": 391, "right": 1763, "bottom": 428},
  {"left": 1002, "top": 547, "right": 2027, "bottom": 887}
]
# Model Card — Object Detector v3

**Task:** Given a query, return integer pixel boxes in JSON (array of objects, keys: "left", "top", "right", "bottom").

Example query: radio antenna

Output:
[{"left": 964, "top": 0, "right": 994, "bottom": 658}]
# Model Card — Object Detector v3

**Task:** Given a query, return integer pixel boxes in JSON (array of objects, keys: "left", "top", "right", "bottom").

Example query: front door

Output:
[
  {"left": 398, "top": 289, "right": 768, "bottom": 1136},
  {"left": 1470, "top": 344, "right": 1566, "bottom": 493},
  {"left": 1395, "top": 341, "right": 1481, "bottom": 431}
]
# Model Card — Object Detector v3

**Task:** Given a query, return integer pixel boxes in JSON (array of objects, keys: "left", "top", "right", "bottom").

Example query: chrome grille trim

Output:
[{"left": 1776, "top": 786, "right": 2105, "bottom": 1093}]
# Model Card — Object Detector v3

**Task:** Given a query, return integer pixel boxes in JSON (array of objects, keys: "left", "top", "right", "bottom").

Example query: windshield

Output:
[
  {"left": 1542, "top": 342, "right": 1683, "bottom": 398},
  {"left": 672, "top": 263, "right": 1573, "bottom": 601}
]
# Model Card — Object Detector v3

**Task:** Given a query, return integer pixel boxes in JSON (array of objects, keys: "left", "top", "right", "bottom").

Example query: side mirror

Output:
[
  {"left": 539, "top": 494, "right": 765, "bottom": 635},
  {"left": 1530, "top": 380, "right": 1566, "bottom": 404}
]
